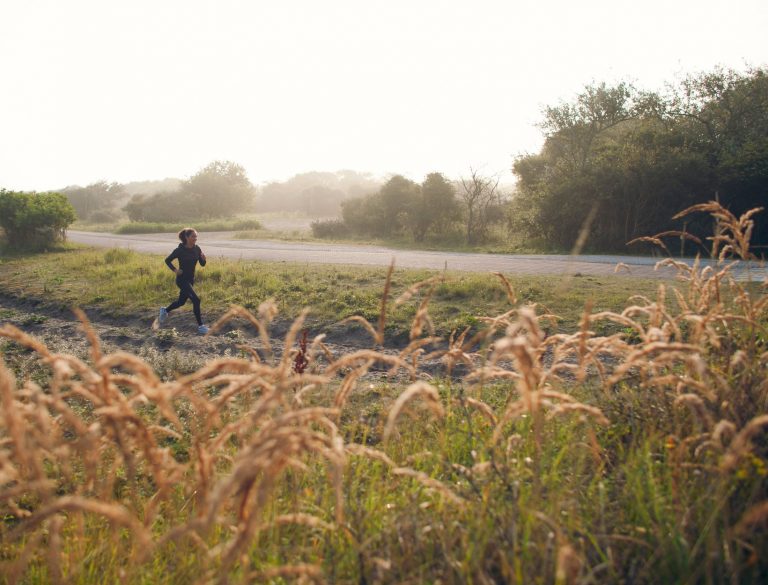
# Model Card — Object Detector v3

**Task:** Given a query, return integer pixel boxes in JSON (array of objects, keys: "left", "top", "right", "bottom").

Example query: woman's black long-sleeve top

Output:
[{"left": 165, "top": 244, "right": 206, "bottom": 282}]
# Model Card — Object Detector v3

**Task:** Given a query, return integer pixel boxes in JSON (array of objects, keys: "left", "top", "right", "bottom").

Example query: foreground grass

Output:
[
  {"left": 1, "top": 203, "right": 766, "bottom": 584},
  {"left": 0, "top": 246, "right": 661, "bottom": 338}
]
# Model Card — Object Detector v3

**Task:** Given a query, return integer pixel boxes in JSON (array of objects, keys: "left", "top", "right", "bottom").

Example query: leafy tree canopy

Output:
[{"left": 511, "top": 67, "right": 768, "bottom": 252}]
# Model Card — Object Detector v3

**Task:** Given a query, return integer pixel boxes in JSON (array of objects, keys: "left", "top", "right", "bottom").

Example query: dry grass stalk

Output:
[
  {"left": 1, "top": 201, "right": 765, "bottom": 582},
  {"left": 345, "top": 444, "right": 397, "bottom": 468},
  {"left": 338, "top": 315, "right": 379, "bottom": 345},
  {"left": 394, "top": 274, "right": 444, "bottom": 306},
  {"left": 245, "top": 563, "right": 325, "bottom": 584},
  {"left": 409, "top": 285, "right": 436, "bottom": 340},
  {"left": 464, "top": 397, "right": 498, "bottom": 425},
  {"left": 674, "top": 393, "right": 716, "bottom": 428},
  {"left": 376, "top": 259, "right": 395, "bottom": 345},
  {"left": 627, "top": 235, "right": 671, "bottom": 255},
  {"left": 614, "top": 262, "right": 631, "bottom": 274},
  {"left": 556, "top": 542, "right": 583, "bottom": 585},
  {"left": 721, "top": 414, "right": 768, "bottom": 471},
  {"left": 734, "top": 501, "right": 768, "bottom": 535},
  {"left": 333, "top": 363, "right": 371, "bottom": 411},
  {"left": 326, "top": 349, "right": 411, "bottom": 377},
  {"left": 673, "top": 202, "right": 764, "bottom": 261},
  {"left": 391, "top": 467, "right": 465, "bottom": 506},
  {"left": 546, "top": 403, "right": 609, "bottom": 426},
  {"left": 383, "top": 382, "right": 445, "bottom": 443},
  {"left": 208, "top": 303, "right": 274, "bottom": 360},
  {"left": 73, "top": 307, "right": 102, "bottom": 365},
  {"left": 492, "top": 271, "right": 518, "bottom": 305}
]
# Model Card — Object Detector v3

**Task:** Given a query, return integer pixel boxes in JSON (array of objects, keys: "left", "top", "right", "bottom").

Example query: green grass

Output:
[
  {"left": 3, "top": 376, "right": 765, "bottom": 583},
  {"left": 0, "top": 246, "right": 661, "bottom": 338},
  {"left": 113, "top": 218, "right": 262, "bottom": 234}
]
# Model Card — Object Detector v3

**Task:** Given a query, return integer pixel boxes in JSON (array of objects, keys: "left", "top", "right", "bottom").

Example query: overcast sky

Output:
[{"left": 1, "top": 0, "right": 766, "bottom": 191}]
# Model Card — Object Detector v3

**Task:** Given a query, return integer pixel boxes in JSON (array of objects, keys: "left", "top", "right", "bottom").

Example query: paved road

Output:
[{"left": 67, "top": 231, "right": 767, "bottom": 281}]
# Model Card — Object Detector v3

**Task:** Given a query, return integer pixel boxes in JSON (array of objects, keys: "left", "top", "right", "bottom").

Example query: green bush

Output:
[
  {"left": 310, "top": 218, "right": 350, "bottom": 238},
  {"left": 0, "top": 189, "right": 76, "bottom": 249}
]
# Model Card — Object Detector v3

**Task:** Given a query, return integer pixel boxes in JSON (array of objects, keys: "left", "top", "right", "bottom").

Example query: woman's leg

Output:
[
  {"left": 166, "top": 281, "right": 190, "bottom": 312},
  {"left": 170, "top": 280, "right": 202, "bottom": 325},
  {"left": 188, "top": 285, "right": 202, "bottom": 325}
]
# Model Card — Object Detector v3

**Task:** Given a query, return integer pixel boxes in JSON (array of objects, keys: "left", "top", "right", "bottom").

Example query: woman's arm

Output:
[{"left": 165, "top": 249, "right": 181, "bottom": 273}]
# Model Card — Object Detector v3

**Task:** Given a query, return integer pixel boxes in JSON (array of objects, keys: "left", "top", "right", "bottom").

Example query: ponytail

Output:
[{"left": 178, "top": 227, "right": 197, "bottom": 243}]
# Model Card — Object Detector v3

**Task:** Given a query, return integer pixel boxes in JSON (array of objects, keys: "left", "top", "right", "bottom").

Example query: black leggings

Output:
[{"left": 166, "top": 278, "right": 202, "bottom": 325}]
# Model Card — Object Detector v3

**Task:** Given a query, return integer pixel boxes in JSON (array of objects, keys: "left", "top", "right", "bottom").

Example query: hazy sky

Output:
[{"left": 1, "top": 0, "right": 766, "bottom": 191}]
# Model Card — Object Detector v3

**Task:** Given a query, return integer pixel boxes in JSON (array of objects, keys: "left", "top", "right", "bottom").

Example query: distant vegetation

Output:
[
  {"left": 313, "top": 67, "right": 768, "bottom": 254},
  {"left": 311, "top": 170, "right": 509, "bottom": 247},
  {"left": 123, "top": 161, "right": 255, "bottom": 222},
  {"left": 255, "top": 170, "right": 383, "bottom": 216},
  {"left": 63, "top": 180, "right": 129, "bottom": 224},
  {"left": 38, "top": 65, "right": 768, "bottom": 255}
]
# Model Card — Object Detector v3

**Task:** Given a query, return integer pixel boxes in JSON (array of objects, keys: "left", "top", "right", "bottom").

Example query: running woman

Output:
[{"left": 158, "top": 227, "right": 209, "bottom": 334}]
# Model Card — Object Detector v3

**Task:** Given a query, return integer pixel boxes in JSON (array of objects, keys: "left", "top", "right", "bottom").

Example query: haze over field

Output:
[{"left": 1, "top": 0, "right": 766, "bottom": 191}]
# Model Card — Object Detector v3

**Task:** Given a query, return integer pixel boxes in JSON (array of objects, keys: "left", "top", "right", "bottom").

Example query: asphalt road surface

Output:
[{"left": 67, "top": 231, "right": 767, "bottom": 281}]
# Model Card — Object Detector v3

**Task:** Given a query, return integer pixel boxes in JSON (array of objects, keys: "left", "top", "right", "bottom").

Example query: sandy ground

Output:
[{"left": 0, "top": 292, "right": 444, "bottom": 382}]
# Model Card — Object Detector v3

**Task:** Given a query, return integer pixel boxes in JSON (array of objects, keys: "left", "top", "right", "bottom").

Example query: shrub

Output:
[
  {"left": 310, "top": 218, "right": 350, "bottom": 238},
  {"left": 0, "top": 189, "right": 76, "bottom": 249}
]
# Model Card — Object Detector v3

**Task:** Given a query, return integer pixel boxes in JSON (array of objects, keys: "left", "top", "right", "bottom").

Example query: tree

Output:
[
  {"left": 298, "top": 185, "right": 346, "bottom": 216},
  {"left": 667, "top": 67, "right": 768, "bottom": 243},
  {"left": 511, "top": 69, "right": 768, "bottom": 251},
  {"left": 376, "top": 175, "right": 420, "bottom": 237},
  {"left": 63, "top": 181, "right": 127, "bottom": 221},
  {"left": 122, "top": 161, "right": 256, "bottom": 222},
  {"left": 123, "top": 191, "right": 185, "bottom": 222},
  {"left": 340, "top": 195, "right": 379, "bottom": 234},
  {"left": 408, "top": 173, "right": 459, "bottom": 241},
  {"left": 182, "top": 160, "right": 255, "bottom": 218},
  {"left": 540, "top": 82, "right": 646, "bottom": 171},
  {"left": 459, "top": 169, "right": 501, "bottom": 245}
]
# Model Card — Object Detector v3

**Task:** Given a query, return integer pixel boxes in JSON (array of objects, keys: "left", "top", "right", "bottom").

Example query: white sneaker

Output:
[
  {"left": 158, "top": 307, "right": 168, "bottom": 325},
  {"left": 198, "top": 324, "right": 210, "bottom": 335}
]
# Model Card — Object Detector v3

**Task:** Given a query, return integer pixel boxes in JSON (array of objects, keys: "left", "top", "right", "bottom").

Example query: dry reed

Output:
[{"left": 0, "top": 201, "right": 766, "bottom": 582}]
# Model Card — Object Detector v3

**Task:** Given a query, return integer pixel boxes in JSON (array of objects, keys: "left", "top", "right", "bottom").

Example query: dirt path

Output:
[{"left": 0, "top": 293, "right": 443, "bottom": 382}]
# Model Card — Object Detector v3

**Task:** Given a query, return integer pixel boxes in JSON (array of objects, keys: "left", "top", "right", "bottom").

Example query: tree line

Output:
[
  {"left": 60, "top": 168, "right": 382, "bottom": 224},
  {"left": 4, "top": 66, "right": 765, "bottom": 254},
  {"left": 311, "top": 67, "right": 768, "bottom": 252},
  {"left": 123, "top": 161, "right": 254, "bottom": 222},
  {"left": 510, "top": 66, "right": 768, "bottom": 253},
  {"left": 313, "top": 170, "right": 507, "bottom": 245}
]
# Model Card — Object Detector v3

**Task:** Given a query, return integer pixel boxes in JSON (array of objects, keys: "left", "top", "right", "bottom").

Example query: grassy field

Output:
[
  {"left": 0, "top": 245, "right": 662, "bottom": 340},
  {"left": 1, "top": 204, "right": 767, "bottom": 584},
  {"left": 71, "top": 217, "right": 263, "bottom": 234}
]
